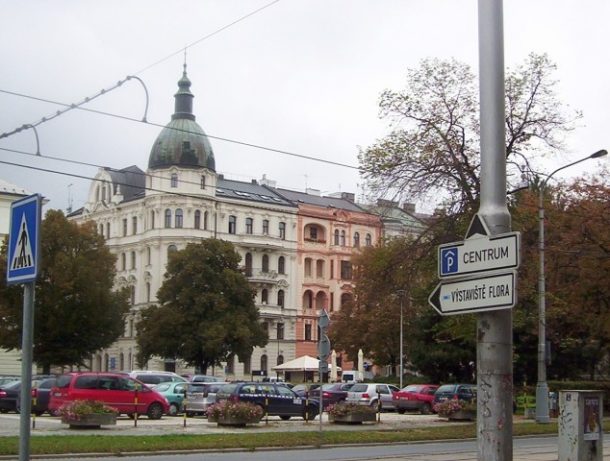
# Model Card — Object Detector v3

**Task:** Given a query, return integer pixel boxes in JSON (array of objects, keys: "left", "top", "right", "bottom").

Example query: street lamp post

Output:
[
  {"left": 536, "top": 149, "right": 607, "bottom": 423},
  {"left": 396, "top": 290, "right": 406, "bottom": 389}
]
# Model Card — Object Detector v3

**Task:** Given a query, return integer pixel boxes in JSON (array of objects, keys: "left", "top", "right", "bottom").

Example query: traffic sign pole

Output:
[
  {"left": 6, "top": 194, "right": 41, "bottom": 461},
  {"left": 477, "top": 1, "right": 513, "bottom": 459}
]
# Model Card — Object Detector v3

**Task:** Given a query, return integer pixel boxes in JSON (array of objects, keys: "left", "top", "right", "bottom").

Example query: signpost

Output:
[
  {"left": 6, "top": 194, "right": 42, "bottom": 461},
  {"left": 429, "top": 271, "right": 516, "bottom": 315}
]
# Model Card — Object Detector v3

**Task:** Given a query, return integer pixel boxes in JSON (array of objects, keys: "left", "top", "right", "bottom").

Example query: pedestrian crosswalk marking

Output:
[{"left": 10, "top": 214, "right": 34, "bottom": 270}]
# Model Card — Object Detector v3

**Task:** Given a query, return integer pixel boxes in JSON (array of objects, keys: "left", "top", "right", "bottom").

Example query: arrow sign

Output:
[
  {"left": 318, "top": 309, "right": 330, "bottom": 330},
  {"left": 428, "top": 271, "right": 517, "bottom": 315},
  {"left": 318, "top": 334, "right": 331, "bottom": 360},
  {"left": 438, "top": 231, "right": 520, "bottom": 279}
]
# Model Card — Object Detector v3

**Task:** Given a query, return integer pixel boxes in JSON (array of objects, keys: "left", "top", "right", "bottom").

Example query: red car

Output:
[
  {"left": 48, "top": 372, "right": 169, "bottom": 419},
  {"left": 392, "top": 384, "right": 439, "bottom": 414}
]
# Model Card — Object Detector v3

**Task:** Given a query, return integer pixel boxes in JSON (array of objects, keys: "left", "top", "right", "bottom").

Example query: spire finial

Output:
[{"left": 183, "top": 48, "right": 188, "bottom": 76}]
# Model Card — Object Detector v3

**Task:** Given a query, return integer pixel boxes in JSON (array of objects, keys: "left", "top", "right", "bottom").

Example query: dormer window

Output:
[
  {"left": 200, "top": 175, "right": 206, "bottom": 190},
  {"left": 170, "top": 173, "right": 178, "bottom": 188}
]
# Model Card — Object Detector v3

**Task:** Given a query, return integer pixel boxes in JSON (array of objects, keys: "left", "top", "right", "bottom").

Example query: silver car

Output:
[
  {"left": 345, "top": 383, "right": 400, "bottom": 410},
  {"left": 184, "top": 382, "right": 228, "bottom": 416}
]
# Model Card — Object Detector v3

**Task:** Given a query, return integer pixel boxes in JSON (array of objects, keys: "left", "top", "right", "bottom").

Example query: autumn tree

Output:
[
  {"left": 359, "top": 53, "right": 578, "bottom": 214},
  {"left": 136, "top": 239, "right": 268, "bottom": 374},
  {"left": 0, "top": 210, "right": 129, "bottom": 374}
]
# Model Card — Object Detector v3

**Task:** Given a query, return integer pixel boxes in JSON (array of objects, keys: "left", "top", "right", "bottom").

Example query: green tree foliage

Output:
[
  {"left": 0, "top": 210, "right": 129, "bottom": 374},
  {"left": 359, "top": 53, "right": 578, "bottom": 214},
  {"left": 136, "top": 239, "right": 268, "bottom": 374}
]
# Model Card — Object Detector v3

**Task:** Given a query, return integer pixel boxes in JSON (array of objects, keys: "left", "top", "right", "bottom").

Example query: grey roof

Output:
[
  {"left": 105, "top": 165, "right": 146, "bottom": 202},
  {"left": 273, "top": 188, "right": 366, "bottom": 213},
  {"left": 216, "top": 177, "right": 296, "bottom": 207},
  {"left": 363, "top": 202, "right": 428, "bottom": 232},
  {"left": 0, "top": 179, "right": 30, "bottom": 197}
]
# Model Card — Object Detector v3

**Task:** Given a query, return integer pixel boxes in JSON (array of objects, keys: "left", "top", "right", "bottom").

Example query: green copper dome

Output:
[{"left": 148, "top": 67, "right": 216, "bottom": 171}]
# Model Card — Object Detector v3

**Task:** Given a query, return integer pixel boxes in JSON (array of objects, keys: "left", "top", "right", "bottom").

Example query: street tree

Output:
[
  {"left": 136, "top": 239, "right": 268, "bottom": 374},
  {"left": 359, "top": 53, "right": 579, "bottom": 214},
  {"left": 0, "top": 210, "right": 129, "bottom": 374}
]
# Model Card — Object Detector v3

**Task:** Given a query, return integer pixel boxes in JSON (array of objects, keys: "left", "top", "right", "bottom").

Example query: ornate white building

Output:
[{"left": 70, "top": 68, "right": 299, "bottom": 379}]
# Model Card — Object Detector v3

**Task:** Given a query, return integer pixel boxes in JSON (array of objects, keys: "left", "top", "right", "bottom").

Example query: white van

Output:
[{"left": 341, "top": 371, "right": 359, "bottom": 383}]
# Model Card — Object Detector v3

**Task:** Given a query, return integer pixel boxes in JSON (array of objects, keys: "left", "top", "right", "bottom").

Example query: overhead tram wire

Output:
[
  {"left": 0, "top": 89, "right": 359, "bottom": 171},
  {"left": 0, "top": 146, "right": 301, "bottom": 199},
  {"left": 0, "top": 156, "right": 266, "bottom": 205},
  {"left": 134, "top": 0, "right": 282, "bottom": 75}
]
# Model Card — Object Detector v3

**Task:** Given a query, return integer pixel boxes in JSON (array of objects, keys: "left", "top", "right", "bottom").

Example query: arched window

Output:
[
  {"left": 340, "top": 230, "right": 346, "bottom": 246},
  {"left": 277, "top": 355, "right": 284, "bottom": 366},
  {"left": 278, "top": 256, "right": 285, "bottom": 274},
  {"left": 228, "top": 215, "right": 237, "bottom": 234},
  {"left": 260, "top": 354, "right": 268, "bottom": 373},
  {"left": 277, "top": 290, "right": 285, "bottom": 308},
  {"left": 167, "top": 245, "right": 177, "bottom": 258},
  {"left": 261, "top": 288, "right": 268, "bottom": 304},
  {"left": 175, "top": 209, "right": 183, "bottom": 228},
  {"left": 130, "top": 251, "right": 136, "bottom": 269},
  {"left": 304, "top": 258, "right": 312, "bottom": 277},
  {"left": 164, "top": 209, "right": 172, "bottom": 228},
  {"left": 200, "top": 175, "right": 206, "bottom": 190},
  {"left": 245, "top": 253, "right": 253, "bottom": 276},
  {"left": 203, "top": 211, "right": 208, "bottom": 230},
  {"left": 334, "top": 229, "right": 340, "bottom": 245},
  {"left": 365, "top": 233, "right": 372, "bottom": 246},
  {"left": 353, "top": 232, "right": 360, "bottom": 248},
  {"left": 194, "top": 210, "right": 201, "bottom": 229},
  {"left": 246, "top": 217, "right": 253, "bottom": 234},
  {"left": 262, "top": 254, "right": 269, "bottom": 273},
  {"left": 170, "top": 173, "right": 178, "bottom": 188},
  {"left": 303, "top": 290, "right": 313, "bottom": 309}
]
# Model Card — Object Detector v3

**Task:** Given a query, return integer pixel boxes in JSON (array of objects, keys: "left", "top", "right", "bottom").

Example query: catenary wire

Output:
[{"left": 0, "top": 88, "right": 359, "bottom": 171}]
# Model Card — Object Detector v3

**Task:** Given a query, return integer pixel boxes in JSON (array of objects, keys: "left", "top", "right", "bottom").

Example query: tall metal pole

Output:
[
  {"left": 19, "top": 282, "right": 35, "bottom": 461},
  {"left": 477, "top": 1, "right": 513, "bottom": 460},
  {"left": 536, "top": 149, "right": 607, "bottom": 424},
  {"left": 395, "top": 289, "right": 406, "bottom": 389}
]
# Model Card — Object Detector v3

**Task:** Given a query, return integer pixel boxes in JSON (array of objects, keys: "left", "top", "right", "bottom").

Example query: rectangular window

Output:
[
  {"left": 131, "top": 251, "right": 136, "bottom": 269},
  {"left": 246, "top": 218, "right": 253, "bottom": 234},
  {"left": 122, "top": 218, "right": 127, "bottom": 237},
  {"left": 279, "top": 222, "right": 286, "bottom": 240},
  {"left": 340, "top": 260, "right": 352, "bottom": 280},
  {"left": 330, "top": 292, "right": 334, "bottom": 312},
  {"left": 305, "top": 324, "right": 312, "bottom": 341},
  {"left": 106, "top": 222, "right": 110, "bottom": 239},
  {"left": 330, "top": 260, "right": 334, "bottom": 279},
  {"left": 277, "top": 322, "right": 284, "bottom": 340},
  {"left": 132, "top": 216, "right": 137, "bottom": 235},
  {"left": 228, "top": 216, "right": 237, "bottom": 234},
  {"left": 262, "top": 220, "right": 269, "bottom": 235}
]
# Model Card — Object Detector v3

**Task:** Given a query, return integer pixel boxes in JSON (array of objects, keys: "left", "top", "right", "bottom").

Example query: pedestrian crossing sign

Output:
[{"left": 6, "top": 194, "right": 41, "bottom": 285}]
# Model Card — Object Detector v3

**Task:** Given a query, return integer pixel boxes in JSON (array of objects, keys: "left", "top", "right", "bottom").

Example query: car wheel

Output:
[
  {"left": 279, "top": 415, "right": 291, "bottom": 421},
  {"left": 147, "top": 402, "right": 163, "bottom": 420},
  {"left": 397, "top": 408, "right": 406, "bottom": 415},
  {"left": 168, "top": 403, "right": 179, "bottom": 416},
  {"left": 369, "top": 400, "right": 378, "bottom": 409},
  {"left": 420, "top": 403, "right": 432, "bottom": 415}
]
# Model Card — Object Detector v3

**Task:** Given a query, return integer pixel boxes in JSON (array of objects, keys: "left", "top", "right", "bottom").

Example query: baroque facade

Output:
[{"left": 69, "top": 68, "right": 417, "bottom": 380}]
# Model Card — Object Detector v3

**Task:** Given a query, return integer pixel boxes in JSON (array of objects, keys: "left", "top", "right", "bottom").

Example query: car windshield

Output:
[
  {"left": 187, "top": 384, "right": 205, "bottom": 393},
  {"left": 436, "top": 384, "right": 457, "bottom": 393},
  {"left": 155, "top": 383, "right": 171, "bottom": 392},
  {"left": 349, "top": 384, "right": 368, "bottom": 392},
  {"left": 402, "top": 385, "right": 423, "bottom": 393}
]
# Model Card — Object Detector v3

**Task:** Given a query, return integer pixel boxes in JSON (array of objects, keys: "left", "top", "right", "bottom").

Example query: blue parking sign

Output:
[
  {"left": 440, "top": 246, "right": 458, "bottom": 276},
  {"left": 6, "top": 194, "right": 41, "bottom": 285}
]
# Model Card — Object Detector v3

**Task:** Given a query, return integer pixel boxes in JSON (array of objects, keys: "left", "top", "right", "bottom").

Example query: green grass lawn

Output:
[{"left": 0, "top": 420, "right": 577, "bottom": 456}]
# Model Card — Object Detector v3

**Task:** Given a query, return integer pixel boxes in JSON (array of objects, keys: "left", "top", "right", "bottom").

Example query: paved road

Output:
[{"left": 17, "top": 437, "right": 610, "bottom": 461}]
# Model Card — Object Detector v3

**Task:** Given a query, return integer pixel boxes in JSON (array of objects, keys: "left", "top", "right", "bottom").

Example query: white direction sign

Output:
[
  {"left": 428, "top": 271, "right": 517, "bottom": 315},
  {"left": 438, "top": 232, "right": 520, "bottom": 279}
]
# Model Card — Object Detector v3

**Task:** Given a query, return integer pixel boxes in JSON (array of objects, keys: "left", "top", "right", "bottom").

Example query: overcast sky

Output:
[{"left": 1, "top": 1, "right": 608, "bottom": 214}]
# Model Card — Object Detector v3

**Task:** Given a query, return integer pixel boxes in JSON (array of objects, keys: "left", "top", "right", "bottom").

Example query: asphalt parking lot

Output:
[{"left": 0, "top": 411, "right": 453, "bottom": 437}]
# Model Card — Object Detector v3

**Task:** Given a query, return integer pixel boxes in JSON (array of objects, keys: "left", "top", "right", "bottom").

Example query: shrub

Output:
[
  {"left": 433, "top": 399, "right": 476, "bottom": 417},
  {"left": 58, "top": 400, "right": 117, "bottom": 421},
  {"left": 206, "top": 400, "right": 263, "bottom": 422},
  {"left": 327, "top": 402, "right": 377, "bottom": 417}
]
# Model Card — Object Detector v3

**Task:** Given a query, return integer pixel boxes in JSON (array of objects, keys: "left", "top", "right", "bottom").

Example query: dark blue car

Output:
[{"left": 215, "top": 382, "right": 319, "bottom": 420}]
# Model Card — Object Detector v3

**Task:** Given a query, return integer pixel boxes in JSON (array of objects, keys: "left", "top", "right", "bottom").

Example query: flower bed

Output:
[
  {"left": 207, "top": 400, "right": 263, "bottom": 426},
  {"left": 58, "top": 400, "right": 118, "bottom": 428},
  {"left": 328, "top": 402, "right": 377, "bottom": 424},
  {"left": 433, "top": 399, "right": 476, "bottom": 421}
]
